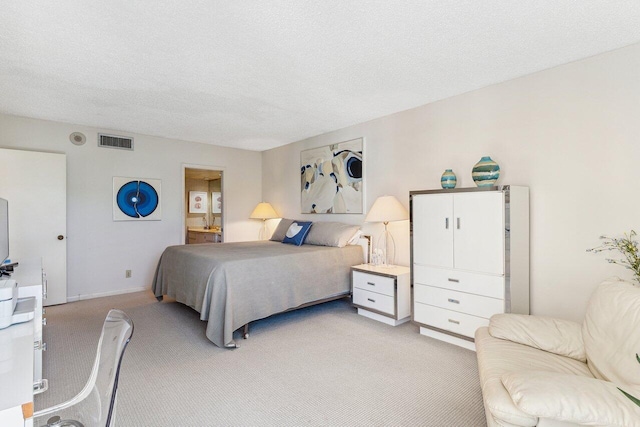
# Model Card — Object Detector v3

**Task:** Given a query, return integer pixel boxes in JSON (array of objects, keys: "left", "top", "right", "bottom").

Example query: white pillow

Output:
[{"left": 347, "top": 230, "right": 363, "bottom": 245}]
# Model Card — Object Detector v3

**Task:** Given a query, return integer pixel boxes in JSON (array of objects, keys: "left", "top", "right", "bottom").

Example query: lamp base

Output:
[
  {"left": 258, "top": 220, "right": 269, "bottom": 240},
  {"left": 373, "top": 222, "right": 396, "bottom": 267}
]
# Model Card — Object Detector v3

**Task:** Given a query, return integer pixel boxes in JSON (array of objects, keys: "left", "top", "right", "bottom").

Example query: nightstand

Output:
[{"left": 351, "top": 264, "right": 411, "bottom": 326}]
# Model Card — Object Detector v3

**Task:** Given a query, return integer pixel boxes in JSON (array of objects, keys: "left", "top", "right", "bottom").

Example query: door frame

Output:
[{"left": 181, "top": 163, "right": 226, "bottom": 245}]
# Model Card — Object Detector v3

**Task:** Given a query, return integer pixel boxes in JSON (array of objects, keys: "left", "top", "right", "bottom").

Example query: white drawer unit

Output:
[
  {"left": 352, "top": 270, "right": 396, "bottom": 297},
  {"left": 351, "top": 264, "right": 410, "bottom": 326},
  {"left": 414, "top": 284, "right": 505, "bottom": 319},
  {"left": 413, "top": 265, "right": 505, "bottom": 299},
  {"left": 414, "top": 303, "right": 490, "bottom": 340},
  {"left": 352, "top": 288, "right": 395, "bottom": 315},
  {"left": 411, "top": 186, "right": 529, "bottom": 350}
]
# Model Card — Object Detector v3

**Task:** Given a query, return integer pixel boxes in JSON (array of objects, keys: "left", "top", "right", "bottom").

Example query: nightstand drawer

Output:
[
  {"left": 414, "top": 284, "right": 504, "bottom": 319},
  {"left": 352, "top": 271, "right": 395, "bottom": 297},
  {"left": 414, "top": 303, "right": 488, "bottom": 338},
  {"left": 413, "top": 265, "right": 504, "bottom": 299},
  {"left": 353, "top": 288, "right": 395, "bottom": 316}
]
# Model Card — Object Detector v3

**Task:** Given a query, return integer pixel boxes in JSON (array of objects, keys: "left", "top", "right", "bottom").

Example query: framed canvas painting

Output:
[
  {"left": 189, "top": 191, "right": 208, "bottom": 214},
  {"left": 211, "top": 192, "right": 222, "bottom": 213},
  {"left": 113, "top": 177, "right": 162, "bottom": 221},
  {"left": 300, "top": 138, "right": 363, "bottom": 214}
]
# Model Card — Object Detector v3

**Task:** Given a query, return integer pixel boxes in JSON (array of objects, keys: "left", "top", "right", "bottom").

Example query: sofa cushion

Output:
[
  {"left": 502, "top": 370, "right": 640, "bottom": 426},
  {"left": 475, "top": 327, "right": 594, "bottom": 427},
  {"left": 489, "top": 314, "right": 586, "bottom": 362},
  {"left": 582, "top": 278, "right": 640, "bottom": 387}
]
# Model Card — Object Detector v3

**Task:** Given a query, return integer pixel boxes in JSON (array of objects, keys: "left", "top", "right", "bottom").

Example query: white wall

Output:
[
  {"left": 263, "top": 43, "right": 640, "bottom": 322},
  {"left": 0, "top": 114, "right": 263, "bottom": 300}
]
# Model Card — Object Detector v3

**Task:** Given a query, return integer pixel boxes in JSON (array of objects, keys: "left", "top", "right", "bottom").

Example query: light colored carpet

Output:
[{"left": 35, "top": 291, "right": 487, "bottom": 426}]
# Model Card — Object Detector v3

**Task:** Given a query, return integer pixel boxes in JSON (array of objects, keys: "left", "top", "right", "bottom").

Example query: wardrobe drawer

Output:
[
  {"left": 352, "top": 271, "right": 395, "bottom": 297},
  {"left": 414, "top": 303, "right": 488, "bottom": 338},
  {"left": 413, "top": 265, "right": 504, "bottom": 299},
  {"left": 414, "top": 284, "right": 504, "bottom": 319},
  {"left": 353, "top": 288, "right": 395, "bottom": 316}
]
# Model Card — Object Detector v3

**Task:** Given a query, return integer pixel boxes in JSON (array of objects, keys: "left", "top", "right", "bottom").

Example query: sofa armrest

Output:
[
  {"left": 489, "top": 314, "right": 586, "bottom": 362},
  {"left": 502, "top": 371, "right": 640, "bottom": 426}
]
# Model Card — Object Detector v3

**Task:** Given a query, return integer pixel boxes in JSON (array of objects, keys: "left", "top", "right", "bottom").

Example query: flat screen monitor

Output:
[{"left": 0, "top": 198, "right": 8, "bottom": 265}]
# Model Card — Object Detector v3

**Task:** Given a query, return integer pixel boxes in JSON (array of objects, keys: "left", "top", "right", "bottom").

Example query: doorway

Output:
[{"left": 183, "top": 166, "right": 224, "bottom": 244}]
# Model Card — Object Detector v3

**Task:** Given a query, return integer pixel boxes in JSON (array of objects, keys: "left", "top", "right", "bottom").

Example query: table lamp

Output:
[
  {"left": 365, "top": 195, "right": 408, "bottom": 266},
  {"left": 250, "top": 202, "right": 279, "bottom": 240}
]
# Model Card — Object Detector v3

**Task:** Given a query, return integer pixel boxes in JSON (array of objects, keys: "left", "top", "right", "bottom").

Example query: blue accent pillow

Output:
[{"left": 282, "top": 221, "right": 313, "bottom": 246}]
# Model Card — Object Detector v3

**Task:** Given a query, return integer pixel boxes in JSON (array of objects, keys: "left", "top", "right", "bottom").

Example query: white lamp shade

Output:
[
  {"left": 365, "top": 195, "right": 408, "bottom": 223},
  {"left": 250, "top": 202, "right": 279, "bottom": 220}
]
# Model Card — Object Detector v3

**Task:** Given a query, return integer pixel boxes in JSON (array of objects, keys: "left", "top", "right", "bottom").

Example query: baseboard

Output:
[{"left": 67, "top": 286, "right": 148, "bottom": 302}]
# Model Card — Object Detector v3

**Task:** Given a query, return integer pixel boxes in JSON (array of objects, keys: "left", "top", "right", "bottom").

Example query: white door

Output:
[
  {"left": 412, "top": 194, "right": 454, "bottom": 268},
  {"left": 453, "top": 192, "right": 504, "bottom": 275},
  {"left": 0, "top": 149, "right": 67, "bottom": 306}
]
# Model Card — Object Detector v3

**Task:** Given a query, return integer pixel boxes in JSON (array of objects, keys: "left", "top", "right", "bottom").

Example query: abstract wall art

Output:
[
  {"left": 113, "top": 177, "right": 162, "bottom": 221},
  {"left": 301, "top": 138, "right": 363, "bottom": 214}
]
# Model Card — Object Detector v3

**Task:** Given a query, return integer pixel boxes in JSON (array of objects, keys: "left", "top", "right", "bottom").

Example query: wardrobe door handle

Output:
[
  {"left": 445, "top": 218, "right": 449, "bottom": 229},
  {"left": 456, "top": 218, "right": 460, "bottom": 229}
]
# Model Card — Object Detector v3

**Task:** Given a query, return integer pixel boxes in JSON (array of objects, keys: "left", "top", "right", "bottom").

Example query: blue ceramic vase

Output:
[
  {"left": 441, "top": 169, "right": 457, "bottom": 189},
  {"left": 472, "top": 156, "right": 500, "bottom": 187}
]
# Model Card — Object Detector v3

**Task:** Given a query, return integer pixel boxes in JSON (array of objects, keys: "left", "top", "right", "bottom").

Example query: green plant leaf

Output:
[
  {"left": 637, "top": 353, "right": 640, "bottom": 365},
  {"left": 619, "top": 387, "right": 640, "bottom": 408}
]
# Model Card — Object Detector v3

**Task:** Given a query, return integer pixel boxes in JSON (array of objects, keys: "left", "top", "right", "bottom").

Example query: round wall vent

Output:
[{"left": 69, "top": 132, "right": 86, "bottom": 146}]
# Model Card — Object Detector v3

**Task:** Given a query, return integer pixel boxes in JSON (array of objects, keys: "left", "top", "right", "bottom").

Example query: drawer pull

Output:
[
  {"left": 366, "top": 282, "right": 376, "bottom": 286},
  {"left": 448, "top": 319, "right": 460, "bottom": 325},
  {"left": 447, "top": 298, "right": 460, "bottom": 304},
  {"left": 367, "top": 298, "right": 376, "bottom": 303},
  {"left": 447, "top": 278, "right": 460, "bottom": 283}
]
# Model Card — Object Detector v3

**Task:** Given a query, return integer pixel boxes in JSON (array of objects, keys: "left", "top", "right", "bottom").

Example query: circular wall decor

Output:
[
  {"left": 116, "top": 180, "right": 159, "bottom": 218},
  {"left": 69, "top": 132, "right": 86, "bottom": 146}
]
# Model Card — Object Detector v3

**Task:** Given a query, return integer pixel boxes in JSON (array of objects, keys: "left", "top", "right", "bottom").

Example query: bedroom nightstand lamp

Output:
[
  {"left": 250, "top": 202, "right": 279, "bottom": 240},
  {"left": 365, "top": 195, "right": 408, "bottom": 266}
]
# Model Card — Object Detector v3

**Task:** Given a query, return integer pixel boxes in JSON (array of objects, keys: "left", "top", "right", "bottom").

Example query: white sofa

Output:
[{"left": 475, "top": 278, "right": 640, "bottom": 427}]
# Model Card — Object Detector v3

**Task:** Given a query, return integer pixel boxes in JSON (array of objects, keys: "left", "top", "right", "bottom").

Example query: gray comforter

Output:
[{"left": 152, "top": 241, "right": 364, "bottom": 348}]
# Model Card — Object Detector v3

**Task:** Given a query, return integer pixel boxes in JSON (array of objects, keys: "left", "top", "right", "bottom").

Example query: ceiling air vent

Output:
[{"left": 98, "top": 133, "right": 134, "bottom": 151}]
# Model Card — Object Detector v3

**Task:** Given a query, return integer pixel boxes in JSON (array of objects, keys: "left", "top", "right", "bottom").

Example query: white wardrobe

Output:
[{"left": 410, "top": 186, "right": 529, "bottom": 350}]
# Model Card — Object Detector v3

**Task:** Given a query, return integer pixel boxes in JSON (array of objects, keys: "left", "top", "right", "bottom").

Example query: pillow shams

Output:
[
  {"left": 282, "top": 221, "right": 313, "bottom": 246},
  {"left": 304, "top": 222, "right": 360, "bottom": 248},
  {"left": 270, "top": 218, "right": 294, "bottom": 241}
]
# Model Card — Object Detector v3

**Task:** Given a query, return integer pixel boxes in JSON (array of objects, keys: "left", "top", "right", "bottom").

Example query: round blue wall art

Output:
[{"left": 116, "top": 180, "right": 159, "bottom": 218}]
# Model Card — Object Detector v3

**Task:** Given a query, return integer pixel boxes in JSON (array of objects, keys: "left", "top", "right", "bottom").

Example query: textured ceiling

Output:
[{"left": 1, "top": 1, "right": 640, "bottom": 151}]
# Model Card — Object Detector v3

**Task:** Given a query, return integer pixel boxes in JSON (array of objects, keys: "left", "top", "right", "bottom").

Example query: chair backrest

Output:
[
  {"left": 34, "top": 309, "right": 134, "bottom": 427},
  {"left": 582, "top": 279, "right": 640, "bottom": 387}
]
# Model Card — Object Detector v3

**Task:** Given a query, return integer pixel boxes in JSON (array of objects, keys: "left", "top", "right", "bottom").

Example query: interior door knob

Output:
[{"left": 57, "top": 235, "right": 64, "bottom": 240}]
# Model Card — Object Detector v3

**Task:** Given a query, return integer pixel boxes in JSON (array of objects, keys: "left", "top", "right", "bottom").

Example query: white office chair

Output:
[{"left": 34, "top": 309, "right": 134, "bottom": 427}]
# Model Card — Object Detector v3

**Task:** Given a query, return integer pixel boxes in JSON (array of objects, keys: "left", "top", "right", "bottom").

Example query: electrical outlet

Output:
[{"left": 125, "top": 270, "right": 132, "bottom": 278}]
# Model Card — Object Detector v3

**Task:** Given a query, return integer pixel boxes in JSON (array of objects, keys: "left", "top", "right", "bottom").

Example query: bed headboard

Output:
[{"left": 356, "top": 234, "right": 371, "bottom": 264}]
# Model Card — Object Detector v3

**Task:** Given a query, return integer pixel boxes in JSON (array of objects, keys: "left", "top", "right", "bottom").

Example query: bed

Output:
[{"left": 152, "top": 235, "right": 367, "bottom": 348}]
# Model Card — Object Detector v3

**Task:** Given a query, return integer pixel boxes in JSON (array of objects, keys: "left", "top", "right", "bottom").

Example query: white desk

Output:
[{"left": 0, "top": 306, "right": 35, "bottom": 426}]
